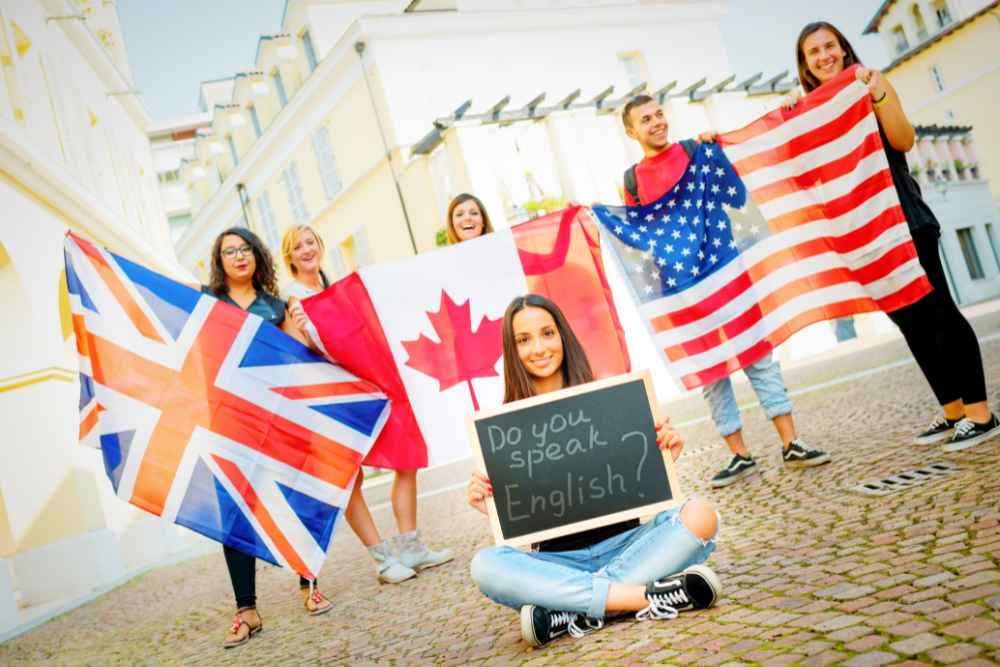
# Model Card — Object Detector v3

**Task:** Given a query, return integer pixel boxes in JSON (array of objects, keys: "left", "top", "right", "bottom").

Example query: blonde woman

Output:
[{"left": 281, "top": 224, "right": 453, "bottom": 585}]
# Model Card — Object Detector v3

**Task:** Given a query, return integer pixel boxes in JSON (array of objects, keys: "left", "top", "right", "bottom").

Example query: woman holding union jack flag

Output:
[
  {"left": 202, "top": 226, "right": 335, "bottom": 648},
  {"left": 789, "top": 22, "right": 998, "bottom": 452}
]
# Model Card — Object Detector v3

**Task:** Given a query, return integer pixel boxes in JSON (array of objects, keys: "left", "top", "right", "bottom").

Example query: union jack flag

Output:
[
  {"left": 595, "top": 67, "right": 929, "bottom": 390},
  {"left": 64, "top": 232, "right": 389, "bottom": 579}
]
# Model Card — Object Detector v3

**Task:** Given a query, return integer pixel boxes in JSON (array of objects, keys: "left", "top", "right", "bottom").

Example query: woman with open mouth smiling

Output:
[
  {"left": 445, "top": 193, "right": 494, "bottom": 244},
  {"left": 786, "top": 22, "right": 998, "bottom": 451}
]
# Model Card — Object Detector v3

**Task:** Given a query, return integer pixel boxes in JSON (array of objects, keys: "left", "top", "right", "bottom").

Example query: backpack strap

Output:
[
  {"left": 623, "top": 165, "right": 639, "bottom": 205},
  {"left": 679, "top": 138, "right": 698, "bottom": 158},
  {"left": 625, "top": 139, "right": 700, "bottom": 205}
]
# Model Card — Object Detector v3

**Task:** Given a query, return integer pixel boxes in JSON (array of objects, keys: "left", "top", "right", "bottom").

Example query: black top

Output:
[
  {"left": 537, "top": 519, "right": 639, "bottom": 553},
  {"left": 201, "top": 285, "right": 286, "bottom": 326},
  {"left": 880, "top": 124, "right": 939, "bottom": 233}
]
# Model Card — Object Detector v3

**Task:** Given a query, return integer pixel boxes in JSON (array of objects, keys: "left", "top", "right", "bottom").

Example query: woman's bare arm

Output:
[{"left": 858, "top": 68, "right": 915, "bottom": 152}]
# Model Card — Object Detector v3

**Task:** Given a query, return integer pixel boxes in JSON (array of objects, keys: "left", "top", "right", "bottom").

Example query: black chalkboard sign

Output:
[{"left": 466, "top": 371, "right": 682, "bottom": 547}]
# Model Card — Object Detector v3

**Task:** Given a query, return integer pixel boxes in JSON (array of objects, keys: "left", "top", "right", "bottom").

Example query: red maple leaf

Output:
[{"left": 401, "top": 290, "right": 503, "bottom": 411}]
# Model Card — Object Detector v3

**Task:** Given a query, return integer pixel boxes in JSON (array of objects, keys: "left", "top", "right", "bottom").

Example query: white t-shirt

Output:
[{"left": 281, "top": 280, "right": 319, "bottom": 301}]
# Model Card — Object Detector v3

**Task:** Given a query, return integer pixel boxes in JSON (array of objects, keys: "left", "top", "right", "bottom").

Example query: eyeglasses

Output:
[{"left": 221, "top": 245, "right": 253, "bottom": 259}]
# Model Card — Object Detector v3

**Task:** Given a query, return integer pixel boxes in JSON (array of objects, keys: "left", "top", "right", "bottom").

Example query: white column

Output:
[
  {"left": 543, "top": 111, "right": 586, "bottom": 203},
  {"left": 933, "top": 138, "right": 954, "bottom": 181},
  {"left": 962, "top": 135, "right": 982, "bottom": 179},
  {"left": 915, "top": 137, "right": 935, "bottom": 185},
  {"left": 947, "top": 137, "right": 969, "bottom": 180},
  {"left": 448, "top": 123, "right": 510, "bottom": 228}
]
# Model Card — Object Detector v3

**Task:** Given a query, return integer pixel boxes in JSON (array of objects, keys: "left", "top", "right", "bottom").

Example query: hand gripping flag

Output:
[
  {"left": 594, "top": 66, "right": 930, "bottom": 389},
  {"left": 65, "top": 232, "right": 389, "bottom": 579},
  {"left": 300, "top": 206, "right": 630, "bottom": 467}
]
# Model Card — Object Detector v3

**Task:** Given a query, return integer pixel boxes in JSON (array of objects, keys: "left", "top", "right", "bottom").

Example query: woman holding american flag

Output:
[{"left": 787, "top": 21, "right": 998, "bottom": 452}]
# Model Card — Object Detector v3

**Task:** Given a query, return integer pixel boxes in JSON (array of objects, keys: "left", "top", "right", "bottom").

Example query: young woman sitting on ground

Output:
[{"left": 467, "top": 293, "right": 722, "bottom": 647}]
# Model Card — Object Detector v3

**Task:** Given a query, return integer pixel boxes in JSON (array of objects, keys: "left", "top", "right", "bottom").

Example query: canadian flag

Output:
[{"left": 302, "top": 206, "right": 630, "bottom": 467}]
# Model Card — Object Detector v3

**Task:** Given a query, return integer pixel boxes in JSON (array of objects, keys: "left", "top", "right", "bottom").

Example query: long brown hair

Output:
[
  {"left": 445, "top": 193, "right": 494, "bottom": 244},
  {"left": 501, "top": 294, "right": 593, "bottom": 404},
  {"left": 208, "top": 226, "right": 279, "bottom": 297},
  {"left": 795, "top": 21, "right": 862, "bottom": 94}
]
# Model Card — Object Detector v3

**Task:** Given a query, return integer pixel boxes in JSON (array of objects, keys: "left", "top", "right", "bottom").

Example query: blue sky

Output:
[{"left": 118, "top": 1, "right": 889, "bottom": 122}]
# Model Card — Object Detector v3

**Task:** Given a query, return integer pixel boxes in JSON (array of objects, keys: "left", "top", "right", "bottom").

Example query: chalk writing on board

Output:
[
  {"left": 486, "top": 404, "right": 655, "bottom": 523},
  {"left": 471, "top": 373, "right": 676, "bottom": 545}
]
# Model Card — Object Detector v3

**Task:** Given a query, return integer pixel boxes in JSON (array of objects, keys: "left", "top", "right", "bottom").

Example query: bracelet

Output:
[{"left": 873, "top": 91, "right": 889, "bottom": 108}]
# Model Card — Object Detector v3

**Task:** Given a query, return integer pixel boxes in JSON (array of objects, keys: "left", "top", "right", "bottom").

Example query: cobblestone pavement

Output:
[{"left": 3, "top": 321, "right": 1000, "bottom": 666}]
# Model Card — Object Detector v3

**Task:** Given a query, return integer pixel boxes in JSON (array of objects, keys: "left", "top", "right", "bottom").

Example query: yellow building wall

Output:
[
  {"left": 0, "top": 488, "right": 13, "bottom": 557},
  {"left": 886, "top": 16, "right": 1000, "bottom": 203},
  {"left": 399, "top": 155, "right": 448, "bottom": 251},
  {"left": 314, "top": 162, "right": 415, "bottom": 264},
  {"left": 247, "top": 70, "right": 441, "bottom": 285}
]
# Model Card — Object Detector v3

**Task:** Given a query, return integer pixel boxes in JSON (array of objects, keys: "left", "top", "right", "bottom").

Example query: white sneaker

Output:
[
  {"left": 368, "top": 541, "right": 416, "bottom": 584},
  {"left": 395, "top": 530, "right": 454, "bottom": 571}
]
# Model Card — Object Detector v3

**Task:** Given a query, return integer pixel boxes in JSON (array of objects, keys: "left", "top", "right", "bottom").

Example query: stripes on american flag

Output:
[{"left": 596, "top": 65, "right": 930, "bottom": 390}]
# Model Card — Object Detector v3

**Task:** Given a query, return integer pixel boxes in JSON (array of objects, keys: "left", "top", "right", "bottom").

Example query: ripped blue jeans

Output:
[{"left": 470, "top": 503, "right": 717, "bottom": 619}]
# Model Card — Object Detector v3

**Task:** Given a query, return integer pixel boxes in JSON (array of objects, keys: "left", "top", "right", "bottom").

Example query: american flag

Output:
[
  {"left": 594, "top": 66, "right": 930, "bottom": 390},
  {"left": 65, "top": 232, "right": 389, "bottom": 579}
]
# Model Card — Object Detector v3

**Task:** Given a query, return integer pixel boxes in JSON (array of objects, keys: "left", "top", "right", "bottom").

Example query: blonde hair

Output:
[
  {"left": 280, "top": 224, "right": 327, "bottom": 277},
  {"left": 445, "top": 193, "right": 494, "bottom": 244}
]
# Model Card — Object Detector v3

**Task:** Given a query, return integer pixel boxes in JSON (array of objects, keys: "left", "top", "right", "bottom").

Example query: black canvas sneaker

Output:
[
  {"left": 782, "top": 439, "right": 831, "bottom": 467},
  {"left": 636, "top": 564, "right": 722, "bottom": 621},
  {"left": 943, "top": 414, "right": 1000, "bottom": 452},
  {"left": 710, "top": 453, "right": 758, "bottom": 488},
  {"left": 914, "top": 416, "right": 960, "bottom": 445},
  {"left": 519, "top": 606, "right": 604, "bottom": 647}
]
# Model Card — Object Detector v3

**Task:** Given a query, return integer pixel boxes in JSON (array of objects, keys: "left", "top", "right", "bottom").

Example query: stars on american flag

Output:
[{"left": 593, "top": 142, "right": 752, "bottom": 302}]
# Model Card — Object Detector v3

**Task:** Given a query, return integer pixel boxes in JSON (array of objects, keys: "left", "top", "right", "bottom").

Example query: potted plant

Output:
[
  {"left": 969, "top": 162, "right": 979, "bottom": 179},
  {"left": 925, "top": 159, "right": 938, "bottom": 179},
  {"left": 909, "top": 163, "right": 922, "bottom": 177},
  {"left": 954, "top": 159, "right": 966, "bottom": 176},
  {"left": 522, "top": 196, "right": 568, "bottom": 218},
  {"left": 435, "top": 227, "right": 448, "bottom": 247}
]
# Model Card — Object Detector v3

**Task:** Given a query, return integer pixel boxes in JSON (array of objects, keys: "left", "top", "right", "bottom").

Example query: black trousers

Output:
[
  {"left": 886, "top": 226, "right": 987, "bottom": 406},
  {"left": 224, "top": 545, "right": 313, "bottom": 608}
]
